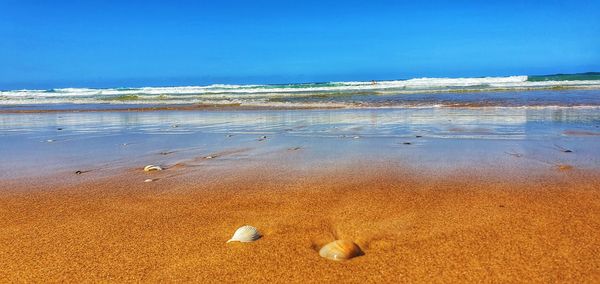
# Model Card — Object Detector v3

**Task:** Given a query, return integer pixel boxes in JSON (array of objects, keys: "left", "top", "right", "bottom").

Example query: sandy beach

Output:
[
  {"left": 1, "top": 106, "right": 599, "bottom": 282},
  {"left": 3, "top": 0, "right": 600, "bottom": 281},
  {"left": 1, "top": 163, "right": 600, "bottom": 282}
]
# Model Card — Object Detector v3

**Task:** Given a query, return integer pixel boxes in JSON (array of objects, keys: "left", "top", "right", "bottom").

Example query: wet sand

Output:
[
  {"left": 0, "top": 103, "right": 341, "bottom": 114},
  {"left": 1, "top": 107, "right": 600, "bottom": 282},
  {"left": 1, "top": 163, "right": 600, "bottom": 282}
]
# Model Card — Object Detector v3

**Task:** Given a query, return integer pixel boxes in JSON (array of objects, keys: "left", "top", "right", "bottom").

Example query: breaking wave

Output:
[{"left": 1, "top": 73, "right": 600, "bottom": 108}]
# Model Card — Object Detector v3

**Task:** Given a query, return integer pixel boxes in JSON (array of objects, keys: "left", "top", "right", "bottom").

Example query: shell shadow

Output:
[
  {"left": 359, "top": 234, "right": 397, "bottom": 252},
  {"left": 310, "top": 222, "right": 341, "bottom": 252}
]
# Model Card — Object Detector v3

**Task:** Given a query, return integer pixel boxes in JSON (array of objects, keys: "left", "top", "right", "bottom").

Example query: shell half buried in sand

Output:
[
  {"left": 227, "top": 225, "right": 262, "bottom": 243},
  {"left": 319, "top": 240, "right": 363, "bottom": 261},
  {"left": 144, "top": 165, "right": 163, "bottom": 172}
]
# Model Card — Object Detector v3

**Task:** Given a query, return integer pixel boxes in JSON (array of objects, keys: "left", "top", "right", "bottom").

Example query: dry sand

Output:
[{"left": 1, "top": 165, "right": 600, "bottom": 282}]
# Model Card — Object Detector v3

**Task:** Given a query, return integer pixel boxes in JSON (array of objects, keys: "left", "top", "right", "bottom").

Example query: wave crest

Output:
[{"left": 2, "top": 74, "right": 600, "bottom": 108}]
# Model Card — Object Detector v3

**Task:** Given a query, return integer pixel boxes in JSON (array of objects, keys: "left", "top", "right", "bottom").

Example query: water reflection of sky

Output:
[
  {"left": 1, "top": 108, "right": 599, "bottom": 179},
  {"left": 1, "top": 108, "right": 599, "bottom": 139}
]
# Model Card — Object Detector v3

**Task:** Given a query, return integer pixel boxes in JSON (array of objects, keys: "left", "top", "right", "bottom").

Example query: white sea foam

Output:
[{"left": 2, "top": 76, "right": 600, "bottom": 107}]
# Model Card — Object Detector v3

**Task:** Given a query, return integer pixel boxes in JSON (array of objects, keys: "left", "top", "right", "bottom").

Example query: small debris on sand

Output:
[
  {"left": 258, "top": 136, "right": 267, "bottom": 141},
  {"left": 288, "top": 147, "right": 302, "bottom": 151},
  {"left": 554, "top": 144, "right": 573, "bottom": 153},
  {"left": 416, "top": 135, "right": 422, "bottom": 138},
  {"left": 403, "top": 142, "right": 412, "bottom": 145},
  {"left": 504, "top": 151, "right": 523, "bottom": 158},
  {"left": 562, "top": 130, "right": 600, "bottom": 136},
  {"left": 556, "top": 164, "right": 574, "bottom": 171}
]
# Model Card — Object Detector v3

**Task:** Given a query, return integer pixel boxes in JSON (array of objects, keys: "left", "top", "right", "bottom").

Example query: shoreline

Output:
[
  {"left": 2, "top": 103, "right": 600, "bottom": 114},
  {"left": 0, "top": 103, "right": 344, "bottom": 114},
  {"left": 1, "top": 88, "right": 600, "bottom": 114}
]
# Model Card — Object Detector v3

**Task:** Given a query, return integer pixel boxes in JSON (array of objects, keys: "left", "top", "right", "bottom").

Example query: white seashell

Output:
[
  {"left": 227, "top": 225, "right": 261, "bottom": 243},
  {"left": 144, "top": 179, "right": 154, "bottom": 183},
  {"left": 319, "top": 240, "right": 363, "bottom": 261},
  {"left": 144, "top": 165, "right": 163, "bottom": 172}
]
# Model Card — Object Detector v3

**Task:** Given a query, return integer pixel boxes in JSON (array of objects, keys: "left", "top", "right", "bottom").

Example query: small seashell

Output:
[
  {"left": 144, "top": 178, "right": 154, "bottom": 183},
  {"left": 205, "top": 155, "right": 215, "bottom": 159},
  {"left": 46, "top": 139, "right": 55, "bottom": 143},
  {"left": 227, "top": 225, "right": 261, "bottom": 243},
  {"left": 319, "top": 240, "right": 363, "bottom": 261},
  {"left": 75, "top": 170, "right": 82, "bottom": 175},
  {"left": 144, "top": 165, "right": 163, "bottom": 172}
]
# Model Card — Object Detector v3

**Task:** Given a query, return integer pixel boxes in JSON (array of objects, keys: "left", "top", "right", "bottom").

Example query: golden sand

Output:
[{"left": 1, "top": 166, "right": 599, "bottom": 282}]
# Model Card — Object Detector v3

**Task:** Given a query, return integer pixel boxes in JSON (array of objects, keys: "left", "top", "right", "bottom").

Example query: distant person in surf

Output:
[{"left": 371, "top": 80, "right": 377, "bottom": 85}]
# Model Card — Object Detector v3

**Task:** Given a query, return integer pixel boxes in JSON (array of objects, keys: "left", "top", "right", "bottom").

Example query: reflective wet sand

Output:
[{"left": 1, "top": 107, "right": 600, "bottom": 282}]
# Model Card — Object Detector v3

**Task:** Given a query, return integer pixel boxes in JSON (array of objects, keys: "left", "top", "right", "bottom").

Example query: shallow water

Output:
[
  {"left": 1, "top": 107, "right": 599, "bottom": 179},
  {"left": 1, "top": 80, "right": 600, "bottom": 108}
]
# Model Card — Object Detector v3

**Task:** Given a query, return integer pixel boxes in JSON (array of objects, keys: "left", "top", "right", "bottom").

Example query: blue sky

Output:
[{"left": 1, "top": 0, "right": 599, "bottom": 89}]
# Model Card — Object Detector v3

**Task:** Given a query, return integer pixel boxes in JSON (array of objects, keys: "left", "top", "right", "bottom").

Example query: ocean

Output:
[{"left": 1, "top": 73, "right": 600, "bottom": 110}]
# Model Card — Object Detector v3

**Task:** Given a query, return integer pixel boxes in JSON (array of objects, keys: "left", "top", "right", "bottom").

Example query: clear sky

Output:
[{"left": 1, "top": 0, "right": 599, "bottom": 89}]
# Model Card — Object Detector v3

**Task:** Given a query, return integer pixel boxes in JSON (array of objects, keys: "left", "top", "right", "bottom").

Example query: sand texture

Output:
[{"left": 1, "top": 165, "right": 600, "bottom": 283}]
